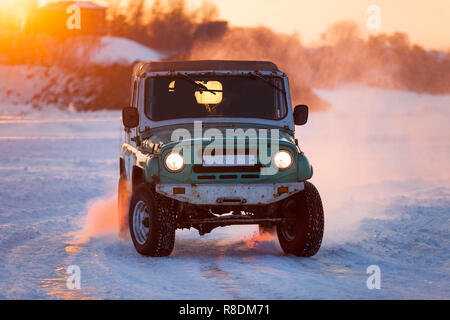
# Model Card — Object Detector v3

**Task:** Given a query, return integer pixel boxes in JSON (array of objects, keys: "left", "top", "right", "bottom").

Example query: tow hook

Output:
[{"left": 216, "top": 197, "right": 247, "bottom": 204}]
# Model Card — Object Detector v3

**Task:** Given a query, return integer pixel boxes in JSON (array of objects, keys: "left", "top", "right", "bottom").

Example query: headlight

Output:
[
  {"left": 164, "top": 152, "right": 185, "bottom": 172},
  {"left": 273, "top": 150, "right": 293, "bottom": 170}
]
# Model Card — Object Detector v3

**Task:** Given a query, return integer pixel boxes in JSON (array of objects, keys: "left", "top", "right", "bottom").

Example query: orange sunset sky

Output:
[
  {"left": 194, "top": 0, "right": 450, "bottom": 50},
  {"left": 3, "top": 0, "right": 450, "bottom": 50}
]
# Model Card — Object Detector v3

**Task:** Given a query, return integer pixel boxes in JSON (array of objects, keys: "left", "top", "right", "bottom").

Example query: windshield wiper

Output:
[
  {"left": 177, "top": 73, "right": 219, "bottom": 95},
  {"left": 248, "top": 72, "right": 286, "bottom": 94}
]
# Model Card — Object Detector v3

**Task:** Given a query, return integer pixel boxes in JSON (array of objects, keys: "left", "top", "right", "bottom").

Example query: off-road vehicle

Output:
[{"left": 119, "top": 60, "right": 324, "bottom": 257}]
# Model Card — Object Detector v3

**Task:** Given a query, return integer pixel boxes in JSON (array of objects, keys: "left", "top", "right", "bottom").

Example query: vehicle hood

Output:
[{"left": 140, "top": 123, "right": 296, "bottom": 153}]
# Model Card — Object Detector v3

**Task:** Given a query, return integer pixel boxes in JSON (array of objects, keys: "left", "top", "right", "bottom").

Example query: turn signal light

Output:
[
  {"left": 277, "top": 186, "right": 289, "bottom": 195},
  {"left": 173, "top": 187, "right": 185, "bottom": 194}
]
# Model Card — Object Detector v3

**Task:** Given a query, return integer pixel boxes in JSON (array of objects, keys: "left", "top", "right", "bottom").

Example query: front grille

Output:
[
  {"left": 198, "top": 175, "right": 215, "bottom": 180},
  {"left": 197, "top": 147, "right": 259, "bottom": 157},
  {"left": 241, "top": 174, "right": 259, "bottom": 179},
  {"left": 195, "top": 173, "right": 260, "bottom": 181},
  {"left": 219, "top": 174, "right": 238, "bottom": 179},
  {"left": 193, "top": 164, "right": 262, "bottom": 173}
]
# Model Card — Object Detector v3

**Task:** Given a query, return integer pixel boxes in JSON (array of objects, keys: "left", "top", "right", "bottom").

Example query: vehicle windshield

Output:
[{"left": 145, "top": 75, "right": 287, "bottom": 121}]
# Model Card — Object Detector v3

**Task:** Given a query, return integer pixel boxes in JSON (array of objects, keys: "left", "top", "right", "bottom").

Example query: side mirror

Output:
[
  {"left": 294, "top": 104, "right": 308, "bottom": 125},
  {"left": 122, "top": 107, "right": 139, "bottom": 129}
]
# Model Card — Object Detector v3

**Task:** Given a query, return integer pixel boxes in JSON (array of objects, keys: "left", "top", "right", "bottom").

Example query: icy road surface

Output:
[{"left": 0, "top": 85, "right": 448, "bottom": 299}]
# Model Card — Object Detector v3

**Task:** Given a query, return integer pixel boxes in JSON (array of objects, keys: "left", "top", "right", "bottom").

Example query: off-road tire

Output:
[
  {"left": 118, "top": 177, "right": 130, "bottom": 240},
  {"left": 129, "top": 184, "right": 176, "bottom": 257},
  {"left": 277, "top": 181, "right": 324, "bottom": 257}
]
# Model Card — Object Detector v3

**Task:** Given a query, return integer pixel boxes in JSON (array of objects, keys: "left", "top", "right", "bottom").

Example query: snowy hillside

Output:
[
  {"left": 0, "top": 85, "right": 448, "bottom": 299},
  {"left": 0, "top": 37, "right": 166, "bottom": 110},
  {"left": 89, "top": 37, "right": 164, "bottom": 65}
]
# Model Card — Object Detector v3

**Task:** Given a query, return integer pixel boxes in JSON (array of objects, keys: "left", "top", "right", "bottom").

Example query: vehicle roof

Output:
[{"left": 134, "top": 60, "right": 280, "bottom": 77}]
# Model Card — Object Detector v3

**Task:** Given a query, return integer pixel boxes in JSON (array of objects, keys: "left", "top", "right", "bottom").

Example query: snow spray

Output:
[{"left": 74, "top": 181, "right": 130, "bottom": 243}]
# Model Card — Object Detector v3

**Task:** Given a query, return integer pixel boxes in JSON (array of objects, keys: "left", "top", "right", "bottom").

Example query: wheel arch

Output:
[
  {"left": 132, "top": 165, "right": 146, "bottom": 190},
  {"left": 120, "top": 157, "right": 126, "bottom": 178}
]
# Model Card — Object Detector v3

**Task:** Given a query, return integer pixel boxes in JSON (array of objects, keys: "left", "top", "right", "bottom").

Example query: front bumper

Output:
[{"left": 155, "top": 182, "right": 304, "bottom": 205}]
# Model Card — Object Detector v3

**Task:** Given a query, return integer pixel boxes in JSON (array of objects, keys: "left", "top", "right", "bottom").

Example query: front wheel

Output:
[
  {"left": 129, "top": 184, "right": 176, "bottom": 257},
  {"left": 277, "top": 181, "right": 324, "bottom": 257}
]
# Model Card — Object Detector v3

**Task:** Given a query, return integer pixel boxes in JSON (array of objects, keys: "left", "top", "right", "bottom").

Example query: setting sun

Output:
[{"left": 0, "top": 0, "right": 39, "bottom": 30}]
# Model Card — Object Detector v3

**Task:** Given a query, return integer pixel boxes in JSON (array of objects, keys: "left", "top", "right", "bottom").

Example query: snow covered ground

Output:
[{"left": 0, "top": 85, "right": 448, "bottom": 299}]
